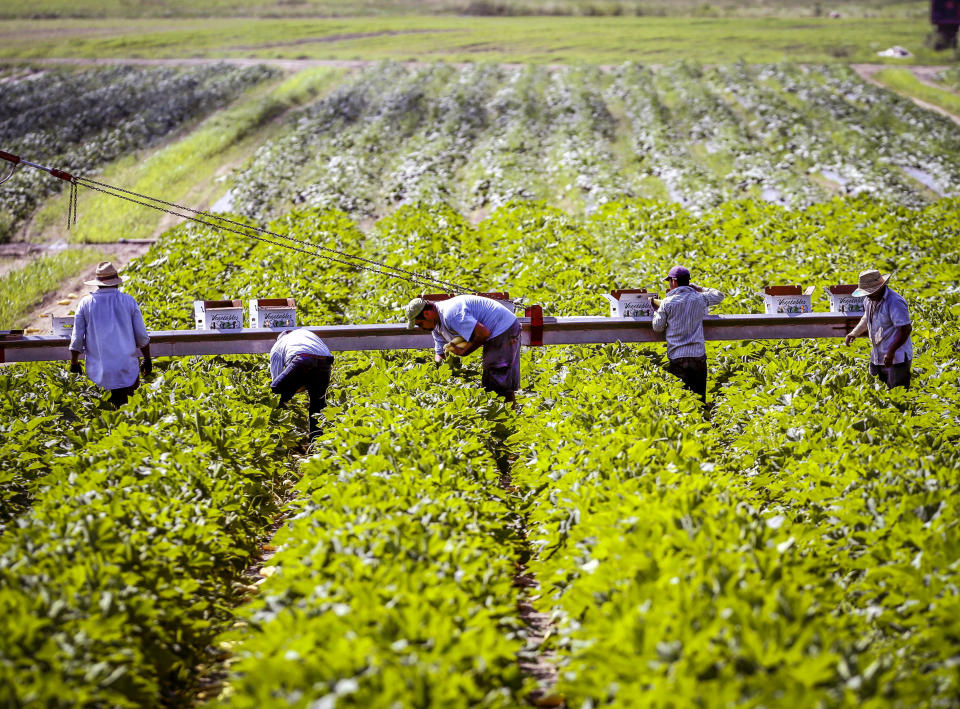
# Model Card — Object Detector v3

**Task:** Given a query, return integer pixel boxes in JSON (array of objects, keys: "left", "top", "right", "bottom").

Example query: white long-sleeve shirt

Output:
[
  {"left": 651, "top": 285, "right": 725, "bottom": 359},
  {"left": 69, "top": 289, "right": 150, "bottom": 389},
  {"left": 269, "top": 329, "right": 331, "bottom": 382}
]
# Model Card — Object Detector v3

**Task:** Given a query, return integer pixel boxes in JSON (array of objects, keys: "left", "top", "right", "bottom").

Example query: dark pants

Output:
[
  {"left": 667, "top": 356, "right": 707, "bottom": 403},
  {"left": 272, "top": 355, "right": 334, "bottom": 438},
  {"left": 109, "top": 377, "right": 140, "bottom": 407},
  {"left": 481, "top": 321, "right": 522, "bottom": 398},
  {"left": 870, "top": 360, "right": 911, "bottom": 390}
]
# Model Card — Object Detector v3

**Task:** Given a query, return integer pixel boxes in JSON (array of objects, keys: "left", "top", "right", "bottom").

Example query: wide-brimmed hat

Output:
[
  {"left": 851, "top": 269, "right": 890, "bottom": 297},
  {"left": 405, "top": 297, "right": 430, "bottom": 329},
  {"left": 84, "top": 261, "right": 123, "bottom": 287}
]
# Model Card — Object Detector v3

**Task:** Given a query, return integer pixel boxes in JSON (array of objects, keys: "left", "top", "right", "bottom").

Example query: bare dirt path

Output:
[{"left": 15, "top": 241, "right": 154, "bottom": 333}]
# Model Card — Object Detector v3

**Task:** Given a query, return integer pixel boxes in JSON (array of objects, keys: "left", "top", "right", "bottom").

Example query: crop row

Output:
[
  {"left": 0, "top": 64, "right": 279, "bottom": 242},
  {"left": 229, "top": 62, "right": 960, "bottom": 222},
  {"left": 2, "top": 195, "right": 959, "bottom": 705}
]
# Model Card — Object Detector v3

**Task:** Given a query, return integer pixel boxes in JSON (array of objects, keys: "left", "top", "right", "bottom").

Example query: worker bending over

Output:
[
  {"left": 69, "top": 261, "right": 151, "bottom": 407},
  {"left": 651, "top": 265, "right": 725, "bottom": 403},
  {"left": 405, "top": 295, "right": 522, "bottom": 404},
  {"left": 270, "top": 329, "right": 334, "bottom": 439},
  {"left": 844, "top": 269, "right": 913, "bottom": 390}
]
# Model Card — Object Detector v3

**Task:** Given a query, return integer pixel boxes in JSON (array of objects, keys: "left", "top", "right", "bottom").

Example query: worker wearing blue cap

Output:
[{"left": 651, "top": 265, "right": 725, "bottom": 403}]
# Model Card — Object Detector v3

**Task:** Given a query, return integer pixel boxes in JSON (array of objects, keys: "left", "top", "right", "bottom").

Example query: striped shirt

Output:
[
  {"left": 69, "top": 288, "right": 150, "bottom": 390},
  {"left": 269, "top": 329, "right": 331, "bottom": 381},
  {"left": 651, "top": 285, "right": 725, "bottom": 359}
]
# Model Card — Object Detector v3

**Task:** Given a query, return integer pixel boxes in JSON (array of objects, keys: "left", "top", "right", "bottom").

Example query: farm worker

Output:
[
  {"left": 843, "top": 269, "right": 913, "bottom": 389},
  {"left": 270, "top": 329, "right": 334, "bottom": 439},
  {"left": 68, "top": 261, "right": 151, "bottom": 407},
  {"left": 405, "top": 295, "right": 522, "bottom": 404},
  {"left": 651, "top": 265, "right": 725, "bottom": 403}
]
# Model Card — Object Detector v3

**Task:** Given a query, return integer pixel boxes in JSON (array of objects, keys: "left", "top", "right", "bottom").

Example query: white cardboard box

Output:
[
  {"left": 604, "top": 289, "right": 659, "bottom": 318},
  {"left": 194, "top": 299, "right": 244, "bottom": 330},
  {"left": 824, "top": 285, "right": 865, "bottom": 314},
  {"left": 51, "top": 315, "right": 75, "bottom": 338},
  {"left": 249, "top": 298, "right": 297, "bottom": 330},
  {"left": 758, "top": 285, "right": 815, "bottom": 315}
]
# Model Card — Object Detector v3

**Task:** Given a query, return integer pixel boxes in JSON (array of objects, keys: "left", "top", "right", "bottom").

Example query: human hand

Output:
[
  {"left": 140, "top": 358, "right": 152, "bottom": 376},
  {"left": 69, "top": 360, "right": 82, "bottom": 375},
  {"left": 883, "top": 351, "right": 895, "bottom": 367},
  {"left": 443, "top": 336, "right": 468, "bottom": 357},
  {"left": 844, "top": 333, "right": 855, "bottom": 346}
]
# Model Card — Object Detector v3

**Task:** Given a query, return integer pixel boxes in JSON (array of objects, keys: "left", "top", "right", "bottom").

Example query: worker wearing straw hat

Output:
[
  {"left": 844, "top": 269, "right": 913, "bottom": 389},
  {"left": 405, "top": 295, "right": 521, "bottom": 404},
  {"left": 69, "top": 261, "right": 151, "bottom": 407}
]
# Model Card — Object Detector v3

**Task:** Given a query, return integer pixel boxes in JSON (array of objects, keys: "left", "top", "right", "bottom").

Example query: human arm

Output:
[
  {"left": 131, "top": 300, "right": 151, "bottom": 374},
  {"left": 695, "top": 285, "right": 725, "bottom": 307},
  {"left": 883, "top": 323, "right": 912, "bottom": 366},
  {"left": 651, "top": 300, "right": 668, "bottom": 333},
  {"left": 433, "top": 330, "right": 446, "bottom": 363},
  {"left": 139, "top": 344, "right": 152, "bottom": 376},
  {"left": 844, "top": 312, "right": 868, "bottom": 345},
  {"left": 68, "top": 302, "right": 86, "bottom": 373},
  {"left": 448, "top": 323, "right": 491, "bottom": 357}
]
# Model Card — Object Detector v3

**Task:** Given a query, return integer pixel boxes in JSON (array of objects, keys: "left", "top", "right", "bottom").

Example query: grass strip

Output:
[
  {"left": 873, "top": 67, "right": 960, "bottom": 119},
  {"left": 33, "top": 67, "right": 344, "bottom": 244},
  {"left": 0, "top": 16, "right": 937, "bottom": 65},
  {"left": 0, "top": 248, "right": 108, "bottom": 328}
]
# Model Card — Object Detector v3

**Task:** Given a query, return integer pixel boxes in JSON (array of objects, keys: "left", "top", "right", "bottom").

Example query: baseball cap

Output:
[
  {"left": 405, "top": 297, "right": 430, "bottom": 329},
  {"left": 664, "top": 265, "right": 690, "bottom": 282}
]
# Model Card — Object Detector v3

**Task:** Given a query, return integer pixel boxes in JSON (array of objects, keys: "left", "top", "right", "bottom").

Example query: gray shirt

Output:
[
  {"left": 651, "top": 285, "right": 725, "bottom": 359},
  {"left": 69, "top": 289, "right": 150, "bottom": 390},
  {"left": 431, "top": 295, "right": 517, "bottom": 356},
  {"left": 849, "top": 288, "right": 912, "bottom": 365}
]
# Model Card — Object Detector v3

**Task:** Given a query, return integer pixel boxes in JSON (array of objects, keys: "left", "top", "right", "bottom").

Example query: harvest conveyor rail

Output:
[{"left": 1, "top": 312, "right": 860, "bottom": 363}]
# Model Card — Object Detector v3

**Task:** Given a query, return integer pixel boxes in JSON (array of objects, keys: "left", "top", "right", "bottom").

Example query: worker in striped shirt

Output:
[{"left": 651, "top": 265, "right": 725, "bottom": 403}]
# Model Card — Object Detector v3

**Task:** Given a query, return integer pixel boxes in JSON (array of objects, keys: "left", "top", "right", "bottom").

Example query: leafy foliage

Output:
[{"left": 0, "top": 64, "right": 278, "bottom": 242}]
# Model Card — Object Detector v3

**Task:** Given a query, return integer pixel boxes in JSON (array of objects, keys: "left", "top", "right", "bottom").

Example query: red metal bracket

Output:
[
  {"left": 50, "top": 168, "right": 73, "bottom": 182},
  {"left": 525, "top": 305, "right": 543, "bottom": 347},
  {"left": 0, "top": 150, "right": 21, "bottom": 165}
]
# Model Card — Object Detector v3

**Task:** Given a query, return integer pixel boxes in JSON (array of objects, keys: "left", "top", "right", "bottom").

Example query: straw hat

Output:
[
  {"left": 84, "top": 261, "right": 123, "bottom": 287},
  {"left": 851, "top": 269, "right": 890, "bottom": 297}
]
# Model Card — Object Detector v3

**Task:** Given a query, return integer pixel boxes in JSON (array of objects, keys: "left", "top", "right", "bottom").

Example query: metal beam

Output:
[{"left": 0, "top": 313, "right": 860, "bottom": 364}]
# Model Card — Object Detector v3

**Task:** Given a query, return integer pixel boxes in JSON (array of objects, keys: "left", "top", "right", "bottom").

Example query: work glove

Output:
[
  {"left": 140, "top": 358, "right": 152, "bottom": 376},
  {"left": 69, "top": 361, "right": 82, "bottom": 375}
]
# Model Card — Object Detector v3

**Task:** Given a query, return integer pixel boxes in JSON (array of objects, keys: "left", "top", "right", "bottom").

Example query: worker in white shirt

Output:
[
  {"left": 69, "top": 261, "right": 151, "bottom": 407},
  {"left": 844, "top": 269, "right": 913, "bottom": 389},
  {"left": 405, "top": 294, "right": 522, "bottom": 404},
  {"left": 269, "top": 329, "right": 334, "bottom": 439},
  {"left": 651, "top": 265, "right": 725, "bottom": 403}
]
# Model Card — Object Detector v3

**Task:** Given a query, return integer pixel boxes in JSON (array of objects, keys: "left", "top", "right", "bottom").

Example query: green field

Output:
[
  {"left": 2, "top": 2, "right": 960, "bottom": 706},
  {"left": 0, "top": 0, "right": 930, "bottom": 19},
  {"left": 0, "top": 15, "right": 946, "bottom": 65}
]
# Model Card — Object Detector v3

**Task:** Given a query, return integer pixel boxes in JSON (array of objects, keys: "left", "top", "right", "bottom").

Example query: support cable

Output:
[{"left": 0, "top": 150, "right": 475, "bottom": 294}]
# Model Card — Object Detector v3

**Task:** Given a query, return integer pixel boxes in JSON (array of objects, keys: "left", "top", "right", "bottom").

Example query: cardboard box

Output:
[
  {"left": 423, "top": 292, "right": 516, "bottom": 311},
  {"left": 50, "top": 315, "right": 76, "bottom": 338},
  {"left": 194, "top": 299, "right": 243, "bottom": 331},
  {"left": 824, "top": 285, "right": 865, "bottom": 315},
  {"left": 249, "top": 298, "right": 297, "bottom": 330},
  {"left": 604, "top": 289, "right": 659, "bottom": 318},
  {"left": 758, "top": 285, "right": 815, "bottom": 315}
]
